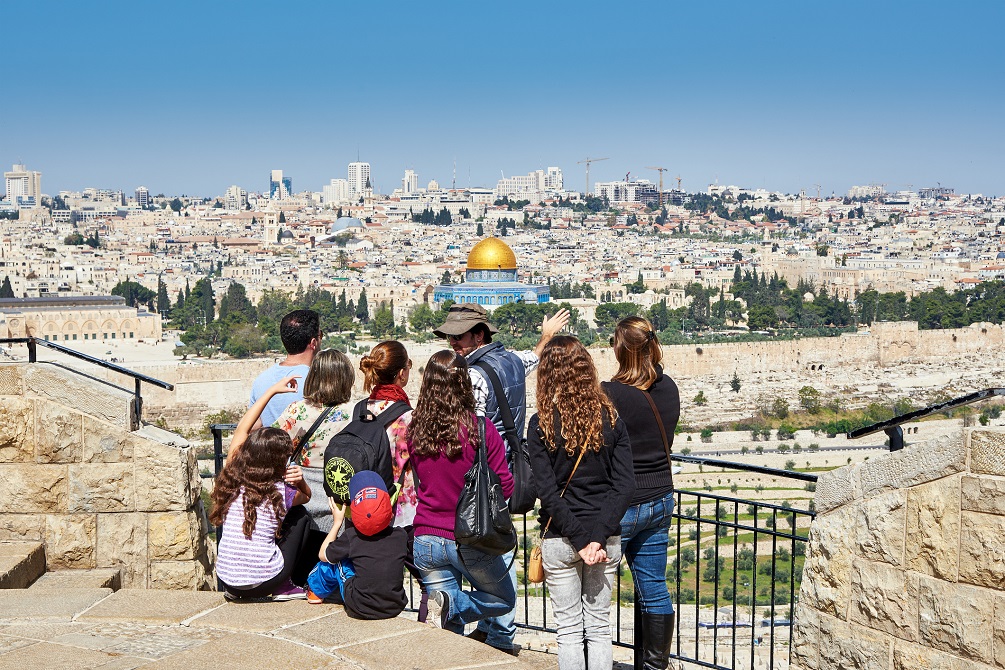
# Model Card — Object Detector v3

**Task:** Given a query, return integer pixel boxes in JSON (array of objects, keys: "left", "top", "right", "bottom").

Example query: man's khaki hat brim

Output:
[{"left": 433, "top": 305, "right": 500, "bottom": 338}]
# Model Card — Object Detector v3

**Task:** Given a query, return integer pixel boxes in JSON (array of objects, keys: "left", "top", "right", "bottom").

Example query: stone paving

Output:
[{"left": 0, "top": 588, "right": 549, "bottom": 670}]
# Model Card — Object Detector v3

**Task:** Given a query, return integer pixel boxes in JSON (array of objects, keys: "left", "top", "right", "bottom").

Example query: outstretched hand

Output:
[
  {"left": 542, "top": 309, "right": 570, "bottom": 339},
  {"left": 267, "top": 375, "right": 300, "bottom": 396}
]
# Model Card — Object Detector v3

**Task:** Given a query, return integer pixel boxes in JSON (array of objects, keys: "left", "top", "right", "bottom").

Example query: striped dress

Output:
[{"left": 216, "top": 483, "right": 296, "bottom": 587}]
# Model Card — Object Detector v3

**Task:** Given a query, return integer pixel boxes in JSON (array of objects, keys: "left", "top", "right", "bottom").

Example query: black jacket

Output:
[
  {"left": 602, "top": 368, "right": 680, "bottom": 505},
  {"left": 325, "top": 525, "right": 407, "bottom": 619},
  {"left": 528, "top": 412, "right": 635, "bottom": 551}
]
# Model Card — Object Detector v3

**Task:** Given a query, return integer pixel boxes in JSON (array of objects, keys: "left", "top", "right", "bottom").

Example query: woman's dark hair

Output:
[
  {"left": 611, "top": 316, "right": 662, "bottom": 390},
  {"left": 209, "top": 427, "right": 291, "bottom": 539},
  {"left": 360, "top": 340, "right": 410, "bottom": 392},
  {"left": 537, "top": 335, "right": 617, "bottom": 455},
  {"left": 407, "top": 350, "right": 475, "bottom": 458}
]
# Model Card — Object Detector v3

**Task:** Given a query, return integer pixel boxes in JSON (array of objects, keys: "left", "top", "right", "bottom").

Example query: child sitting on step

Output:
[
  {"left": 305, "top": 470, "right": 408, "bottom": 619},
  {"left": 211, "top": 375, "right": 314, "bottom": 601}
]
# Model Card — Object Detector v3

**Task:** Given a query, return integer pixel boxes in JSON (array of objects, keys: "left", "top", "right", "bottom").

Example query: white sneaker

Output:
[{"left": 427, "top": 590, "right": 450, "bottom": 628}]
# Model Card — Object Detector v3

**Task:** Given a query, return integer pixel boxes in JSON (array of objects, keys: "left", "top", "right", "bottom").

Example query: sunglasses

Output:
[{"left": 447, "top": 333, "right": 468, "bottom": 342}]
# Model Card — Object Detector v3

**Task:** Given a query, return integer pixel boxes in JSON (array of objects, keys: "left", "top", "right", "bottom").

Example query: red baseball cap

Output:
[{"left": 349, "top": 471, "right": 392, "bottom": 536}]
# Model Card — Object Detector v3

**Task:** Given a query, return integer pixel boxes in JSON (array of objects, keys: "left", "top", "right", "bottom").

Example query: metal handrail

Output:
[
  {"left": 847, "top": 387, "right": 1005, "bottom": 451},
  {"left": 0, "top": 336, "right": 174, "bottom": 425},
  {"left": 671, "top": 454, "right": 819, "bottom": 483}
]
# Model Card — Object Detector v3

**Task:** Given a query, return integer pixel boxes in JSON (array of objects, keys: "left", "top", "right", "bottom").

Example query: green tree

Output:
[
  {"left": 356, "top": 289, "right": 369, "bottom": 322},
  {"left": 476, "top": 221, "right": 484, "bottom": 236},
  {"left": 111, "top": 280, "right": 156, "bottom": 309},
  {"left": 169, "top": 198, "right": 183, "bottom": 213},
  {"left": 369, "top": 303, "right": 395, "bottom": 338},
  {"left": 0, "top": 276, "right": 14, "bottom": 299},
  {"left": 693, "top": 390, "right": 707, "bottom": 406},
  {"left": 798, "top": 386, "right": 821, "bottom": 413},
  {"left": 730, "top": 372, "right": 741, "bottom": 393},
  {"left": 64, "top": 232, "right": 85, "bottom": 245},
  {"left": 218, "top": 282, "right": 256, "bottom": 324},
  {"left": 156, "top": 275, "right": 171, "bottom": 315},
  {"left": 594, "top": 302, "right": 640, "bottom": 334},
  {"left": 408, "top": 303, "right": 439, "bottom": 333}
]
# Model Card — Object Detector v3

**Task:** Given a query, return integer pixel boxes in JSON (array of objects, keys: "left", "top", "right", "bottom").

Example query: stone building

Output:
[
  {"left": 432, "top": 237, "right": 549, "bottom": 309},
  {"left": 0, "top": 296, "right": 162, "bottom": 343}
]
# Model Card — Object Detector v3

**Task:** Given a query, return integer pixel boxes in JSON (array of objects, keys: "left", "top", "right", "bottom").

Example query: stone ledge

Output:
[
  {"left": 858, "top": 430, "right": 966, "bottom": 497},
  {"left": 23, "top": 364, "right": 136, "bottom": 430},
  {"left": 29, "top": 567, "right": 121, "bottom": 591},
  {"left": 0, "top": 541, "right": 45, "bottom": 589}
]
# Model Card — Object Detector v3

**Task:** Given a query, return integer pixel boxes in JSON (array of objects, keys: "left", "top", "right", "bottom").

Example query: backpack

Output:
[
  {"left": 473, "top": 361, "right": 537, "bottom": 514},
  {"left": 323, "top": 399, "right": 410, "bottom": 504},
  {"left": 455, "top": 417, "right": 517, "bottom": 556}
]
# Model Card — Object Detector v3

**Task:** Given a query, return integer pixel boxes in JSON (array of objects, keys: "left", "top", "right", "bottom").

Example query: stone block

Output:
[
  {"left": 962, "top": 475, "right": 1005, "bottom": 515},
  {"left": 814, "top": 466, "right": 858, "bottom": 514},
  {"left": 972, "top": 430, "right": 1005, "bottom": 476},
  {"left": 30, "top": 568, "right": 121, "bottom": 590},
  {"left": 96, "top": 513, "right": 149, "bottom": 588},
  {"left": 850, "top": 559, "right": 918, "bottom": 642},
  {"left": 816, "top": 615, "right": 891, "bottom": 670},
  {"left": 0, "top": 588, "right": 112, "bottom": 622},
  {"left": 906, "top": 476, "right": 960, "bottom": 580},
  {"left": 45, "top": 514, "right": 97, "bottom": 569},
  {"left": 134, "top": 439, "right": 197, "bottom": 512},
  {"left": 0, "top": 397, "right": 33, "bottom": 462},
  {"left": 919, "top": 576, "right": 994, "bottom": 663},
  {"left": 0, "top": 541, "right": 46, "bottom": 589},
  {"left": 959, "top": 511, "right": 1005, "bottom": 589},
  {"left": 77, "top": 588, "right": 222, "bottom": 624},
  {"left": 191, "top": 600, "right": 344, "bottom": 633},
  {"left": 129, "top": 631, "right": 334, "bottom": 670},
  {"left": 858, "top": 430, "right": 966, "bottom": 497},
  {"left": 798, "top": 504, "right": 855, "bottom": 618},
  {"left": 24, "top": 364, "right": 136, "bottom": 430},
  {"left": 34, "top": 399, "right": 82, "bottom": 463},
  {"left": 791, "top": 604, "right": 819, "bottom": 670},
  {"left": 0, "top": 464, "right": 68, "bottom": 513},
  {"left": 149, "top": 511, "right": 202, "bottom": 561},
  {"left": 0, "top": 365, "right": 23, "bottom": 395},
  {"left": 82, "top": 415, "right": 137, "bottom": 463},
  {"left": 855, "top": 489, "right": 906, "bottom": 565},
  {"left": 0, "top": 515, "right": 44, "bottom": 542},
  {"left": 894, "top": 639, "right": 996, "bottom": 670},
  {"left": 995, "top": 595, "right": 1005, "bottom": 669},
  {"left": 67, "top": 463, "right": 135, "bottom": 513},
  {"left": 277, "top": 609, "right": 423, "bottom": 650},
  {"left": 149, "top": 560, "right": 211, "bottom": 590}
]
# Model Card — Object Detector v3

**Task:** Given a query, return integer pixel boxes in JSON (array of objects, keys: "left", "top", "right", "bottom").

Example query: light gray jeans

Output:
[{"left": 542, "top": 535, "right": 622, "bottom": 670}]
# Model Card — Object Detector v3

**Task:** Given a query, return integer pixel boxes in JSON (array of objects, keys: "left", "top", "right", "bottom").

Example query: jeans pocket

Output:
[
  {"left": 621, "top": 504, "right": 640, "bottom": 539},
  {"left": 412, "top": 536, "right": 434, "bottom": 569}
]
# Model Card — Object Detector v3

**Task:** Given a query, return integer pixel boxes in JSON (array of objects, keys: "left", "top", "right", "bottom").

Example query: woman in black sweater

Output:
[
  {"left": 528, "top": 335, "right": 635, "bottom": 670},
  {"left": 601, "top": 316, "right": 681, "bottom": 670}
]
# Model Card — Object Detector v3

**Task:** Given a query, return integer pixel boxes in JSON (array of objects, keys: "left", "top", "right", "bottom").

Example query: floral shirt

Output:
[
  {"left": 273, "top": 400, "right": 352, "bottom": 469},
  {"left": 367, "top": 399, "right": 416, "bottom": 528}
]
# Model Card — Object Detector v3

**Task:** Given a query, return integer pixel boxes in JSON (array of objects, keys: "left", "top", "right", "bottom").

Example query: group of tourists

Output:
[{"left": 211, "top": 303, "right": 681, "bottom": 670}]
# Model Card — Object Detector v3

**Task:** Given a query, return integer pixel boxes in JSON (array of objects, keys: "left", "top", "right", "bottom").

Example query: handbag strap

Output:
[
  {"left": 473, "top": 361, "right": 520, "bottom": 450},
  {"left": 641, "top": 389, "right": 674, "bottom": 473},
  {"left": 539, "top": 446, "right": 586, "bottom": 538},
  {"left": 288, "top": 405, "right": 334, "bottom": 464}
]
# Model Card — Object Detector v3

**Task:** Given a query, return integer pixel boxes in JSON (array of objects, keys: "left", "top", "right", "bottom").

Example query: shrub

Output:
[
  {"left": 772, "top": 397, "right": 789, "bottom": 419},
  {"left": 700, "top": 428, "right": 713, "bottom": 443},
  {"left": 776, "top": 423, "right": 796, "bottom": 440},
  {"left": 693, "top": 390, "right": 708, "bottom": 406}
]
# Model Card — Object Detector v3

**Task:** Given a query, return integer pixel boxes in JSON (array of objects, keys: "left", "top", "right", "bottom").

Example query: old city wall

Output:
[
  {"left": 0, "top": 363, "right": 214, "bottom": 589},
  {"left": 791, "top": 428, "right": 1005, "bottom": 670}
]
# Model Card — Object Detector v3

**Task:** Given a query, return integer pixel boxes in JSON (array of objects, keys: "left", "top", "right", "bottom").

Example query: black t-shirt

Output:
[{"left": 325, "top": 525, "right": 407, "bottom": 620}]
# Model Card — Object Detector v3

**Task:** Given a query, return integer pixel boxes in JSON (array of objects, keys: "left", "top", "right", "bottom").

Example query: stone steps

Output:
[
  {"left": 0, "top": 541, "right": 46, "bottom": 589},
  {"left": 29, "top": 567, "right": 121, "bottom": 591}
]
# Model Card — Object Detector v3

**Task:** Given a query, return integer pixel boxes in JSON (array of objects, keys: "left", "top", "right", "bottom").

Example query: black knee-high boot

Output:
[{"left": 641, "top": 612, "right": 675, "bottom": 670}]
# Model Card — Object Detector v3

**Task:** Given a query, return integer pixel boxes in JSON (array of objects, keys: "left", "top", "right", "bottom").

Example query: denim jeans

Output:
[
  {"left": 413, "top": 535, "right": 516, "bottom": 635},
  {"left": 620, "top": 491, "right": 675, "bottom": 615},
  {"left": 474, "top": 549, "right": 517, "bottom": 648},
  {"left": 542, "top": 536, "right": 622, "bottom": 670}
]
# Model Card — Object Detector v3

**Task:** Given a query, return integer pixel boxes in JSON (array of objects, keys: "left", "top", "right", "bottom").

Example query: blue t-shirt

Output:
[{"left": 249, "top": 363, "right": 311, "bottom": 428}]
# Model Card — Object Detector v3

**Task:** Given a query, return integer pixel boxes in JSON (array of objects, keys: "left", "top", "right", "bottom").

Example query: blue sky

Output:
[{"left": 4, "top": 1, "right": 1003, "bottom": 197}]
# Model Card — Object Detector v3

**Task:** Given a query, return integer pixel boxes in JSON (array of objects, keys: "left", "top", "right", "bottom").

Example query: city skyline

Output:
[{"left": 4, "top": 0, "right": 1003, "bottom": 197}]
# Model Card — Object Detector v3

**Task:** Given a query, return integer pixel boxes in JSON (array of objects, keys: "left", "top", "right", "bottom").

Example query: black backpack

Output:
[
  {"left": 323, "top": 399, "right": 410, "bottom": 504},
  {"left": 473, "top": 361, "right": 537, "bottom": 515}
]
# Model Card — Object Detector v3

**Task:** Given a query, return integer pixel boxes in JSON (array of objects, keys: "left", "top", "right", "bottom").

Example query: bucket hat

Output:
[{"left": 433, "top": 303, "right": 499, "bottom": 338}]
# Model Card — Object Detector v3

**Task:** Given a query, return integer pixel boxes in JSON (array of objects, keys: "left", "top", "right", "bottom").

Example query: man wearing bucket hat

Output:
[{"left": 433, "top": 302, "right": 569, "bottom": 653}]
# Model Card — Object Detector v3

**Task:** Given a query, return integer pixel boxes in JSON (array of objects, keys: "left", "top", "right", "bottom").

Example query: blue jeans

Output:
[
  {"left": 474, "top": 549, "right": 517, "bottom": 648},
  {"left": 413, "top": 535, "right": 516, "bottom": 636},
  {"left": 620, "top": 491, "right": 675, "bottom": 615}
]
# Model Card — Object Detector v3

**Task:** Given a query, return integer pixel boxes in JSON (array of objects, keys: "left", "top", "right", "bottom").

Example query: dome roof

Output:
[
  {"left": 467, "top": 237, "right": 517, "bottom": 271},
  {"left": 329, "top": 217, "right": 365, "bottom": 234}
]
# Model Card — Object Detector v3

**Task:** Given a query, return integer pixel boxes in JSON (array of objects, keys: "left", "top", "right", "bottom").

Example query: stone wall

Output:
[
  {"left": 0, "top": 363, "right": 213, "bottom": 590},
  {"left": 792, "top": 428, "right": 1005, "bottom": 670}
]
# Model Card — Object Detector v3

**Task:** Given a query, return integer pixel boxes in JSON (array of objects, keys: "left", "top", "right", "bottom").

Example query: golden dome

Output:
[{"left": 466, "top": 237, "right": 517, "bottom": 271}]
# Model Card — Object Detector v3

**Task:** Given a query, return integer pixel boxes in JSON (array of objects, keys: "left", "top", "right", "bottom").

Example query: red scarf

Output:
[{"left": 370, "top": 384, "right": 410, "bottom": 404}]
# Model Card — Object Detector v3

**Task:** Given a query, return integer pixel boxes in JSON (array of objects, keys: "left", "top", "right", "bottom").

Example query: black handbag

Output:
[{"left": 455, "top": 417, "right": 517, "bottom": 556}]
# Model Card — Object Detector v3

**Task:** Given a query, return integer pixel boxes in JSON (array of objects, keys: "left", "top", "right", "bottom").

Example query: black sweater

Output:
[
  {"left": 325, "top": 525, "right": 407, "bottom": 619},
  {"left": 602, "top": 368, "right": 680, "bottom": 506},
  {"left": 528, "top": 412, "right": 635, "bottom": 551}
]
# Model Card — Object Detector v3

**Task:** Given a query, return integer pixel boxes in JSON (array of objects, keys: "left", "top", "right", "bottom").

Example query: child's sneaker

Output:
[
  {"left": 426, "top": 590, "right": 450, "bottom": 629},
  {"left": 270, "top": 579, "right": 307, "bottom": 601},
  {"left": 305, "top": 587, "right": 323, "bottom": 604}
]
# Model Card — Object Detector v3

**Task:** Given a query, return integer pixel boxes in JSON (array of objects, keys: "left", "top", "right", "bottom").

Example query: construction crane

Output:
[
  {"left": 812, "top": 183, "right": 822, "bottom": 200},
  {"left": 646, "top": 166, "right": 668, "bottom": 207},
  {"left": 675, "top": 175, "right": 682, "bottom": 190},
  {"left": 577, "top": 157, "right": 609, "bottom": 196}
]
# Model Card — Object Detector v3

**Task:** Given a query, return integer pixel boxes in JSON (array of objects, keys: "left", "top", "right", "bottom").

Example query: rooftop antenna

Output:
[{"left": 577, "top": 157, "right": 609, "bottom": 196}]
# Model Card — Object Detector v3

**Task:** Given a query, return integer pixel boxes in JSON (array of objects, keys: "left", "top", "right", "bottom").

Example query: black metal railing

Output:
[
  {"left": 848, "top": 387, "right": 1005, "bottom": 450},
  {"left": 0, "top": 336, "right": 174, "bottom": 426},
  {"left": 207, "top": 424, "right": 816, "bottom": 670}
]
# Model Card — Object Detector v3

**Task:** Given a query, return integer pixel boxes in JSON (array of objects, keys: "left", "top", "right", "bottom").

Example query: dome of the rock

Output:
[{"left": 466, "top": 237, "right": 517, "bottom": 271}]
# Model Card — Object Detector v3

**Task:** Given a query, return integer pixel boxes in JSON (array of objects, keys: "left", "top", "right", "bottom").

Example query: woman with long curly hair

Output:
[
  {"left": 212, "top": 376, "right": 313, "bottom": 601},
  {"left": 406, "top": 350, "right": 516, "bottom": 635},
  {"left": 602, "top": 317, "right": 680, "bottom": 670},
  {"left": 529, "top": 335, "right": 635, "bottom": 670}
]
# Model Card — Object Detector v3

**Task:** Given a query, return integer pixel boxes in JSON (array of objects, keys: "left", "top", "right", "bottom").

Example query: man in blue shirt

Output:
[{"left": 249, "top": 309, "right": 322, "bottom": 428}]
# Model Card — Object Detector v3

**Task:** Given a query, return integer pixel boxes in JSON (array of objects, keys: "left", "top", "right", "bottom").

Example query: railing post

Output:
[
  {"left": 27, "top": 338, "right": 36, "bottom": 363},
  {"left": 134, "top": 378, "right": 143, "bottom": 427},
  {"left": 634, "top": 590, "right": 644, "bottom": 670},
  {"left": 885, "top": 425, "right": 904, "bottom": 451}
]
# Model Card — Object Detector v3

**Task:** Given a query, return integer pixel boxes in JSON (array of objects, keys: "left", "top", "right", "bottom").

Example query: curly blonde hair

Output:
[
  {"left": 407, "top": 350, "right": 476, "bottom": 458},
  {"left": 536, "top": 335, "right": 617, "bottom": 455}
]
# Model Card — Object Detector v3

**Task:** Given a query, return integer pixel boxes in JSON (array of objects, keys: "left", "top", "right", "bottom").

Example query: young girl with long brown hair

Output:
[
  {"left": 406, "top": 350, "right": 516, "bottom": 635},
  {"left": 211, "top": 376, "right": 314, "bottom": 600},
  {"left": 528, "top": 335, "right": 635, "bottom": 670}
]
